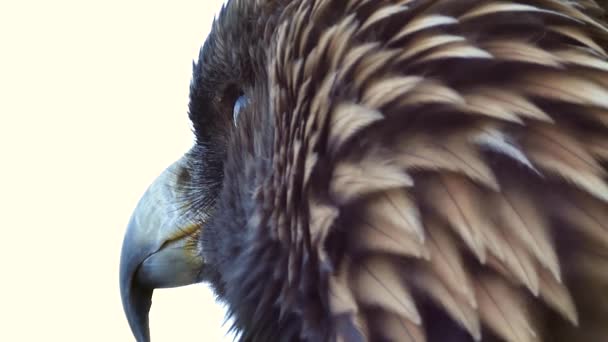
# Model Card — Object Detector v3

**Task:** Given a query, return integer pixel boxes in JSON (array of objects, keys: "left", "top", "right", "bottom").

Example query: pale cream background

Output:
[{"left": 0, "top": 1, "right": 235, "bottom": 341}]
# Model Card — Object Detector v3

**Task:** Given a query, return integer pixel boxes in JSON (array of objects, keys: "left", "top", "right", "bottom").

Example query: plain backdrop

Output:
[{"left": 0, "top": 0, "right": 234, "bottom": 340}]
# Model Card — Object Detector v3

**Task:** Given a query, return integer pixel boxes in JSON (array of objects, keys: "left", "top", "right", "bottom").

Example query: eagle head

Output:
[{"left": 121, "top": 0, "right": 608, "bottom": 341}]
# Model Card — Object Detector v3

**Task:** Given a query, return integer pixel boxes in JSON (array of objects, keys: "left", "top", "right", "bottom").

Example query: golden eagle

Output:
[{"left": 120, "top": 0, "right": 608, "bottom": 341}]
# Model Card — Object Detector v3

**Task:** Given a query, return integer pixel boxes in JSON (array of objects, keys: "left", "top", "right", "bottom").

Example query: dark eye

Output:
[{"left": 233, "top": 94, "right": 248, "bottom": 126}]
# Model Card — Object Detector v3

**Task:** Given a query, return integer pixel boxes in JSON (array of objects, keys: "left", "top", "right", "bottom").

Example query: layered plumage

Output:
[{"left": 121, "top": 0, "right": 608, "bottom": 341}]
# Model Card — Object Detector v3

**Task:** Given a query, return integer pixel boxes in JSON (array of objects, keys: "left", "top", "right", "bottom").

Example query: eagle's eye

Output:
[{"left": 233, "top": 94, "right": 247, "bottom": 126}]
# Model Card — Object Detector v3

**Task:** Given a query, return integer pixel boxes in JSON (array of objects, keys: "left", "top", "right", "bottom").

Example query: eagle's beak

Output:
[{"left": 119, "top": 158, "right": 204, "bottom": 342}]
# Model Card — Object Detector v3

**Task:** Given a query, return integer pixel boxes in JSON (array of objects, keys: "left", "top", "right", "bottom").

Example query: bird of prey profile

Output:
[{"left": 119, "top": 0, "right": 608, "bottom": 341}]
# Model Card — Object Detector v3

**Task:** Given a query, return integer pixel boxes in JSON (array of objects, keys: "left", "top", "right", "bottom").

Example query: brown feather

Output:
[
  {"left": 354, "top": 256, "right": 422, "bottom": 325},
  {"left": 476, "top": 275, "right": 539, "bottom": 342},
  {"left": 415, "top": 270, "right": 482, "bottom": 340},
  {"left": 525, "top": 124, "right": 608, "bottom": 201},
  {"left": 538, "top": 268, "right": 578, "bottom": 325},
  {"left": 421, "top": 174, "right": 489, "bottom": 262},
  {"left": 360, "top": 5, "right": 410, "bottom": 32},
  {"left": 365, "top": 189, "right": 425, "bottom": 243},
  {"left": 482, "top": 40, "right": 562, "bottom": 67},
  {"left": 371, "top": 310, "right": 427, "bottom": 342},
  {"left": 390, "top": 15, "right": 458, "bottom": 44},
  {"left": 328, "top": 102, "right": 384, "bottom": 152},
  {"left": 494, "top": 185, "right": 561, "bottom": 282},
  {"left": 462, "top": 87, "right": 552, "bottom": 123},
  {"left": 426, "top": 218, "right": 477, "bottom": 308},
  {"left": 353, "top": 213, "right": 430, "bottom": 259},
  {"left": 547, "top": 25, "right": 607, "bottom": 56},
  {"left": 459, "top": 2, "right": 567, "bottom": 21},
  {"left": 396, "top": 131, "right": 499, "bottom": 190},
  {"left": 330, "top": 157, "right": 413, "bottom": 204}
]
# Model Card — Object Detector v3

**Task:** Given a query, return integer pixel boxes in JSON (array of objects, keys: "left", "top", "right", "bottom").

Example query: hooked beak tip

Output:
[{"left": 120, "top": 216, "right": 153, "bottom": 342}]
